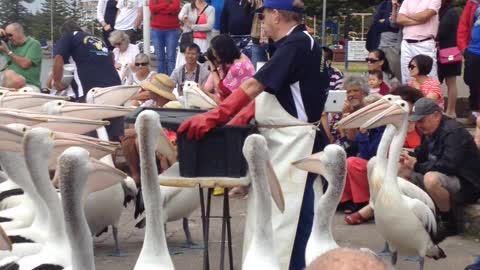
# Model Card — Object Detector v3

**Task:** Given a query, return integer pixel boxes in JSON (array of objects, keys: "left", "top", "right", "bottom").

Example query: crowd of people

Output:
[{"left": 0, "top": 0, "right": 480, "bottom": 269}]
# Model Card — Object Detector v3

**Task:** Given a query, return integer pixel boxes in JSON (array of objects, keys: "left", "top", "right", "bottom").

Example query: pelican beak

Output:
[
  {"left": 291, "top": 152, "right": 324, "bottom": 176},
  {"left": 51, "top": 132, "right": 117, "bottom": 171},
  {"left": 0, "top": 91, "right": 68, "bottom": 110},
  {"left": 335, "top": 98, "right": 392, "bottom": 129},
  {"left": 30, "top": 114, "right": 109, "bottom": 134},
  {"left": 87, "top": 159, "right": 126, "bottom": 193},
  {"left": 86, "top": 85, "right": 140, "bottom": 105},
  {"left": 266, "top": 160, "right": 285, "bottom": 213},
  {"left": 0, "top": 225, "right": 12, "bottom": 251},
  {"left": 0, "top": 111, "right": 48, "bottom": 126},
  {"left": 0, "top": 125, "right": 24, "bottom": 152},
  {"left": 361, "top": 103, "right": 405, "bottom": 130},
  {"left": 54, "top": 102, "right": 135, "bottom": 120}
]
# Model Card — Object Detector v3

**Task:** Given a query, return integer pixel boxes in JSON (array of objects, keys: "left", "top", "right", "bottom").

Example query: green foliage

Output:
[{"left": 0, "top": 0, "right": 34, "bottom": 31}]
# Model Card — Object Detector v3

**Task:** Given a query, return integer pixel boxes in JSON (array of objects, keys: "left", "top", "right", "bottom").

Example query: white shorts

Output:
[{"left": 400, "top": 39, "right": 438, "bottom": 84}]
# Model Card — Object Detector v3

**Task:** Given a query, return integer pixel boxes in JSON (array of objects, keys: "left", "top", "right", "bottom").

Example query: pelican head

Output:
[
  {"left": 336, "top": 94, "right": 401, "bottom": 129},
  {"left": 243, "top": 134, "right": 285, "bottom": 212},
  {"left": 292, "top": 144, "right": 346, "bottom": 183},
  {"left": 361, "top": 99, "right": 410, "bottom": 130},
  {"left": 41, "top": 100, "right": 135, "bottom": 120},
  {"left": 0, "top": 91, "right": 69, "bottom": 110},
  {"left": 135, "top": 110, "right": 162, "bottom": 146},
  {"left": 86, "top": 85, "right": 139, "bottom": 105}
]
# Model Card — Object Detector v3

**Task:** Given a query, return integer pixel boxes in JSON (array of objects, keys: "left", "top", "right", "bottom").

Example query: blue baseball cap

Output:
[{"left": 257, "top": 0, "right": 304, "bottom": 13}]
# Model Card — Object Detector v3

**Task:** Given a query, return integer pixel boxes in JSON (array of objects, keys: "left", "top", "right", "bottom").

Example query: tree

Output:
[
  {"left": 0, "top": 0, "right": 34, "bottom": 30},
  {"left": 31, "top": 0, "right": 75, "bottom": 42}
]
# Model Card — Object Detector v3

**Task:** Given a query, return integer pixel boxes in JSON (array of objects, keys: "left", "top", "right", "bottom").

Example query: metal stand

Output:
[{"left": 198, "top": 187, "right": 234, "bottom": 270}]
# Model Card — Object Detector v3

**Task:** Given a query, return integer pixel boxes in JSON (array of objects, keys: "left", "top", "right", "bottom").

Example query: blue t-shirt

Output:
[
  {"left": 54, "top": 31, "right": 121, "bottom": 95},
  {"left": 469, "top": 5, "right": 480, "bottom": 55},
  {"left": 208, "top": 0, "right": 224, "bottom": 31}
]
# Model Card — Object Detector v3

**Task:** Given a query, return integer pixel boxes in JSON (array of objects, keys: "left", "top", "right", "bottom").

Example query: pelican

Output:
[
  {"left": 361, "top": 100, "right": 445, "bottom": 269},
  {"left": 183, "top": 81, "right": 217, "bottom": 109},
  {"left": 86, "top": 85, "right": 140, "bottom": 106},
  {"left": 0, "top": 129, "right": 125, "bottom": 270},
  {"left": 134, "top": 110, "right": 174, "bottom": 270},
  {"left": 292, "top": 144, "right": 347, "bottom": 265},
  {"left": 0, "top": 90, "right": 68, "bottom": 110},
  {"left": 242, "top": 134, "right": 284, "bottom": 270}
]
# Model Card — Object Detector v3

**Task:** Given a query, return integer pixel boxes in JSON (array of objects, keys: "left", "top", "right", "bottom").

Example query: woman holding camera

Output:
[{"left": 203, "top": 34, "right": 255, "bottom": 103}]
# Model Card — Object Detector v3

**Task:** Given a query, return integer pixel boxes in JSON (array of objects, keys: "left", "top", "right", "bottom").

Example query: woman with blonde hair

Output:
[{"left": 109, "top": 30, "right": 140, "bottom": 84}]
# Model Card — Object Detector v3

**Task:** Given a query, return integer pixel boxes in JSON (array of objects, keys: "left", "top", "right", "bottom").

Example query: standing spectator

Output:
[
  {"left": 150, "top": 0, "right": 181, "bottom": 75},
  {"left": 408, "top": 54, "right": 445, "bottom": 110},
  {"left": 115, "top": 0, "right": 143, "bottom": 44},
  {"left": 0, "top": 23, "right": 42, "bottom": 91},
  {"left": 203, "top": 34, "right": 256, "bottom": 103},
  {"left": 457, "top": 0, "right": 480, "bottom": 123},
  {"left": 109, "top": 30, "right": 140, "bottom": 85},
  {"left": 221, "top": 0, "right": 254, "bottom": 57},
  {"left": 366, "top": 49, "right": 399, "bottom": 88},
  {"left": 176, "top": 0, "right": 215, "bottom": 67},
  {"left": 52, "top": 20, "right": 120, "bottom": 102},
  {"left": 97, "top": 0, "right": 118, "bottom": 51},
  {"left": 322, "top": 46, "right": 343, "bottom": 90},
  {"left": 397, "top": 0, "right": 441, "bottom": 84},
  {"left": 437, "top": 0, "right": 461, "bottom": 119},
  {"left": 170, "top": 43, "right": 209, "bottom": 96},
  {"left": 209, "top": 0, "right": 224, "bottom": 37},
  {"left": 375, "top": 0, "right": 403, "bottom": 82}
]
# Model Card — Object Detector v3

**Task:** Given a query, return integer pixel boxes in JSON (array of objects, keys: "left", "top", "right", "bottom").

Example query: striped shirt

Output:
[{"left": 328, "top": 66, "right": 344, "bottom": 90}]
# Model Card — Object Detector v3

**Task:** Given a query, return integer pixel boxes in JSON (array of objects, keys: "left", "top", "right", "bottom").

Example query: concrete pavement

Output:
[{"left": 94, "top": 195, "right": 480, "bottom": 270}]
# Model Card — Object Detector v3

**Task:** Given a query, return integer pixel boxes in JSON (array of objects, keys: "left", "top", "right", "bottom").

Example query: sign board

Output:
[{"left": 347, "top": 41, "right": 369, "bottom": 62}]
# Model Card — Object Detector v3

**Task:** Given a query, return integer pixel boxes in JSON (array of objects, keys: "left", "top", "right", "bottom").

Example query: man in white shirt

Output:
[{"left": 115, "top": 0, "right": 143, "bottom": 43}]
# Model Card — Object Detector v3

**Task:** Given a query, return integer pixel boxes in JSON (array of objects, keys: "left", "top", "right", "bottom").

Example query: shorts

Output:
[{"left": 410, "top": 171, "right": 461, "bottom": 195}]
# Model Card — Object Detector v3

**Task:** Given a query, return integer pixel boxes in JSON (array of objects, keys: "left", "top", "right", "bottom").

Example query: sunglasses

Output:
[
  {"left": 135, "top": 62, "right": 149, "bottom": 67},
  {"left": 258, "top": 13, "right": 265, "bottom": 21},
  {"left": 408, "top": 64, "right": 417, "bottom": 70},
  {"left": 114, "top": 42, "right": 123, "bottom": 46},
  {"left": 365, "top": 58, "right": 380, "bottom": 63}
]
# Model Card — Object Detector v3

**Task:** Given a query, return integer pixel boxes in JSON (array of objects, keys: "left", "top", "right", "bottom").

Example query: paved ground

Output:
[{"left": 93, "top": 195, "right": 480, "bottom": 270}]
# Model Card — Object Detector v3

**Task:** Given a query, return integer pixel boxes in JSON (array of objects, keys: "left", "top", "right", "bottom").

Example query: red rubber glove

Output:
[
  {"left": 178, "top": 88, "right": 251, "bottom": 140},
  {"left": 226, "top": 100, "right": 255, "bottom": 126}
]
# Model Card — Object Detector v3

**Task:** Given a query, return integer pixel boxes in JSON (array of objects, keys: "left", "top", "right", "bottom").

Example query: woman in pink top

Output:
[
  {"left": 203, "top": 34, "right": 255, "bottom": 103},
  {"left": 408, "top": 54, "right": 445, "bottom": 110}
]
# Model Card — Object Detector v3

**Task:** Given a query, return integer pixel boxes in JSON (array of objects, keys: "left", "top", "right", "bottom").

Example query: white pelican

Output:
[
  {"left": 134, "top": 110, "right": 174, "bottom": 270},
  {"left": 86, "top": 85, "right": 140, "bottom": 106},
  {"left": 292, "top": 144, "right": 347, "bottom": 265},
  {"left": 242, "top": 134, "right": 285, "bottom": 270},
  {"left": 0, "top": 90, "right": 68, "bottom": 110},
  {"left": 361, "top": 100, "right": 446, "bottom": 269}
]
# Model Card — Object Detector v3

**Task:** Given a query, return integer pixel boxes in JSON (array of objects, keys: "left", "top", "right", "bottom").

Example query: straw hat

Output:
[{"left": 140, "top": 73, "right": 176, "bottom": 101}]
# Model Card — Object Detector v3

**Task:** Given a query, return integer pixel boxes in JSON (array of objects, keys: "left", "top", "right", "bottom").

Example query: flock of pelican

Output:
[{"left": 0, "top": 87, "right": 446, "bottom": 270}]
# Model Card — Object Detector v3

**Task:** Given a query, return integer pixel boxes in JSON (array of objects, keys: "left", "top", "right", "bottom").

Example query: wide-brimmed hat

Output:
[{"left": 140, "top": 74, "right": 176, "bottom": 101}]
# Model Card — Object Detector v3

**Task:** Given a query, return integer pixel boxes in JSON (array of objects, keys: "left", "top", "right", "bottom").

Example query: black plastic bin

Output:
[
  {"left": 125, "top": 107, "right": 206, "bottom": 130},
  {"left": 178, "top": 125, "right": 257, "bottom": 178}
]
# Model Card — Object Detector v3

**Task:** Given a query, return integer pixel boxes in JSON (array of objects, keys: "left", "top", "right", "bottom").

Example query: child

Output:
[{"left": 367, "top": 71, "right": 389, "bottom": 95}]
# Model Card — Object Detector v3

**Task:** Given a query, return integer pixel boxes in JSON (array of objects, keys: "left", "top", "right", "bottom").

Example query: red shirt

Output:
[
  {"left": 457, "top": 0, "right": 479, "bottom": 52},
  {"left": 149, "top": 0, "right": 180, "bottom": 30}
]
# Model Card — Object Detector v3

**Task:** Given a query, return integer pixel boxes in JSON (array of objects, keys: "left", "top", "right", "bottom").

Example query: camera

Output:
[
  {"left": 0, "top": 35, "right": 8, "bottom": 43},
  {"left": 198, "top": 47, "right": 215, "bottom": 64}
]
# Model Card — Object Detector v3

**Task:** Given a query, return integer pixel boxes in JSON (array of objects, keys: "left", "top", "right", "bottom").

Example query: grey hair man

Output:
[{"left": 307, "top": 248, "right": 393, "bottom": 270}]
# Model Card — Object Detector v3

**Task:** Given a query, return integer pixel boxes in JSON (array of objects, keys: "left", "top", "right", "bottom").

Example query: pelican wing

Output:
[
  {"left": 161, "top": 186, "right": 184, "bottom": 206},
  {"left": 398, "top": 179, "right": 435, "bottom": 213},
  {"left": 404, "top": 196, "right": 437, "bottom": 236}
]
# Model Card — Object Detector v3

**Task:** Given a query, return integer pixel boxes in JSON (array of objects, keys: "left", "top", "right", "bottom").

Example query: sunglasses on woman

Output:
[
  {"left": 365, "top": 58, "right": 380, "bottom": 63},
  {"left": 408, "top": 64, "right": 417, "bottom": 70},
  {"left": 135, "top": 62, "right": 149, "bottom": 67}
]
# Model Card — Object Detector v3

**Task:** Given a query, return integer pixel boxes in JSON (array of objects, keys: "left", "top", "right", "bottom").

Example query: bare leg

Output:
[{"left": 445, "top": 76, "right": 458, "bottom": 118}]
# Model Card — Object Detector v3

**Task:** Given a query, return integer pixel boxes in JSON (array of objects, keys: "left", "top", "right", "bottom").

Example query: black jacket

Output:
[{"left": 413, "top": 116, "right": 480, "bottom": 194}]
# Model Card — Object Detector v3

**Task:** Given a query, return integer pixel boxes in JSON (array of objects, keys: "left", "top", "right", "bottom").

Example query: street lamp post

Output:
[{"left": 321, "top": 0, "right": 326, "bottom": 46}]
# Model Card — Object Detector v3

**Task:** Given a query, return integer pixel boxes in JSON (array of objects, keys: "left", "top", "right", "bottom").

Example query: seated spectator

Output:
[
  {"left": 203, "top": 34, "right": 255, "bottom": 103},
  {"left": 399, "top": 97, "right": 480, "bottom": 239},
  {"left": 0, "top": 23, "right": 42, "bottom": 91},
  {"left": 307, "top": 248, "right": 390, "bottom": 270},
  {"left": 347, "top": 85, "right": 424, "bottom": 224},
  {"left": 109, "top": 30, "right": 140, "bottom": 85},
  {"left": 131, "top": 53, "right": 156, "bottom": 85},
  {"left": 340, "top": 94, "right": 385, "bottom": 224},
  {"left": 366, "top": 49, "right": 399, "bottom": 88},
  {"left": 323, "top": 46, "right": 343, "bottom": 90},
  {"left": 121, "top": 73, "right": 178, "bottom": 185},
  {"left": 408, "top": 54, "right": 445, "bottom": 110},
  {"left": 170, "top": 43, "right": 209, "bottom": 96},
  {"left": 367, "top": 70, "right": 389, "bottom": 95}
]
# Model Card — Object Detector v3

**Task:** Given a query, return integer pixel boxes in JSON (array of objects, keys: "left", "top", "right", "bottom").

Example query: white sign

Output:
[{"left": 347, "top": 41, "right": 369, "bottom": 62}]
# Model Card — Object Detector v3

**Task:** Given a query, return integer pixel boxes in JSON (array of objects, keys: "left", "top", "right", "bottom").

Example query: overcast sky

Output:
[{"left": 24, "top": 0, "right": 47, "bottom": 13}]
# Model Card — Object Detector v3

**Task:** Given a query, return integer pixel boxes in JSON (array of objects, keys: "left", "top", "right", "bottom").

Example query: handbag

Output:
[
  {"left": 179, "top": 4, "right": 209, "bottom": 53},
  {"left": 438, "top": 47, "right": 462, "bottom": 64}
]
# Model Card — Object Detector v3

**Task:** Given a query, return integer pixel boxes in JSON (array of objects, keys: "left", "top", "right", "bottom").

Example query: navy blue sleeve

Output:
[
  {"left": 53, "top": 33, "right": 73, "bottom": 63},
  {"left": 254, "top": 43, "right": 298, "bottom": 94},
  {"left": 356, "top": 126, "right": 385, "bottom": 160}
]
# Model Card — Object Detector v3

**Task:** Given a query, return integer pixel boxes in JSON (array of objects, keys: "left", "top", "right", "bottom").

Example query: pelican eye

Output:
[
  {"left": 22, "top": 127, "right": 27, "bottom": 132},
  {"left": 57, "top": 102, "right": 62, "bottom": 105},
  {"left": 0, "top": 92, "right": 3, "bottom": 95}
]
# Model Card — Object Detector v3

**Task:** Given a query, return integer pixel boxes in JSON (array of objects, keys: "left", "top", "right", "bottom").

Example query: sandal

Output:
[{"left": 345, "top": 212, "right": 369, "bottom": 225}]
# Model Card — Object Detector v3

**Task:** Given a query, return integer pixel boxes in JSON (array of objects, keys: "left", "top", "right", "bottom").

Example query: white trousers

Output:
[{"left": 400, "top": 39, "right": 438, "bottom": 84}]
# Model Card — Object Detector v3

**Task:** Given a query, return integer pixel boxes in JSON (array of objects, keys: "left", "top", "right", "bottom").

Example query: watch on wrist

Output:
[{"left": 7, "top": 51, "right": 13, "bottom": 56}]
